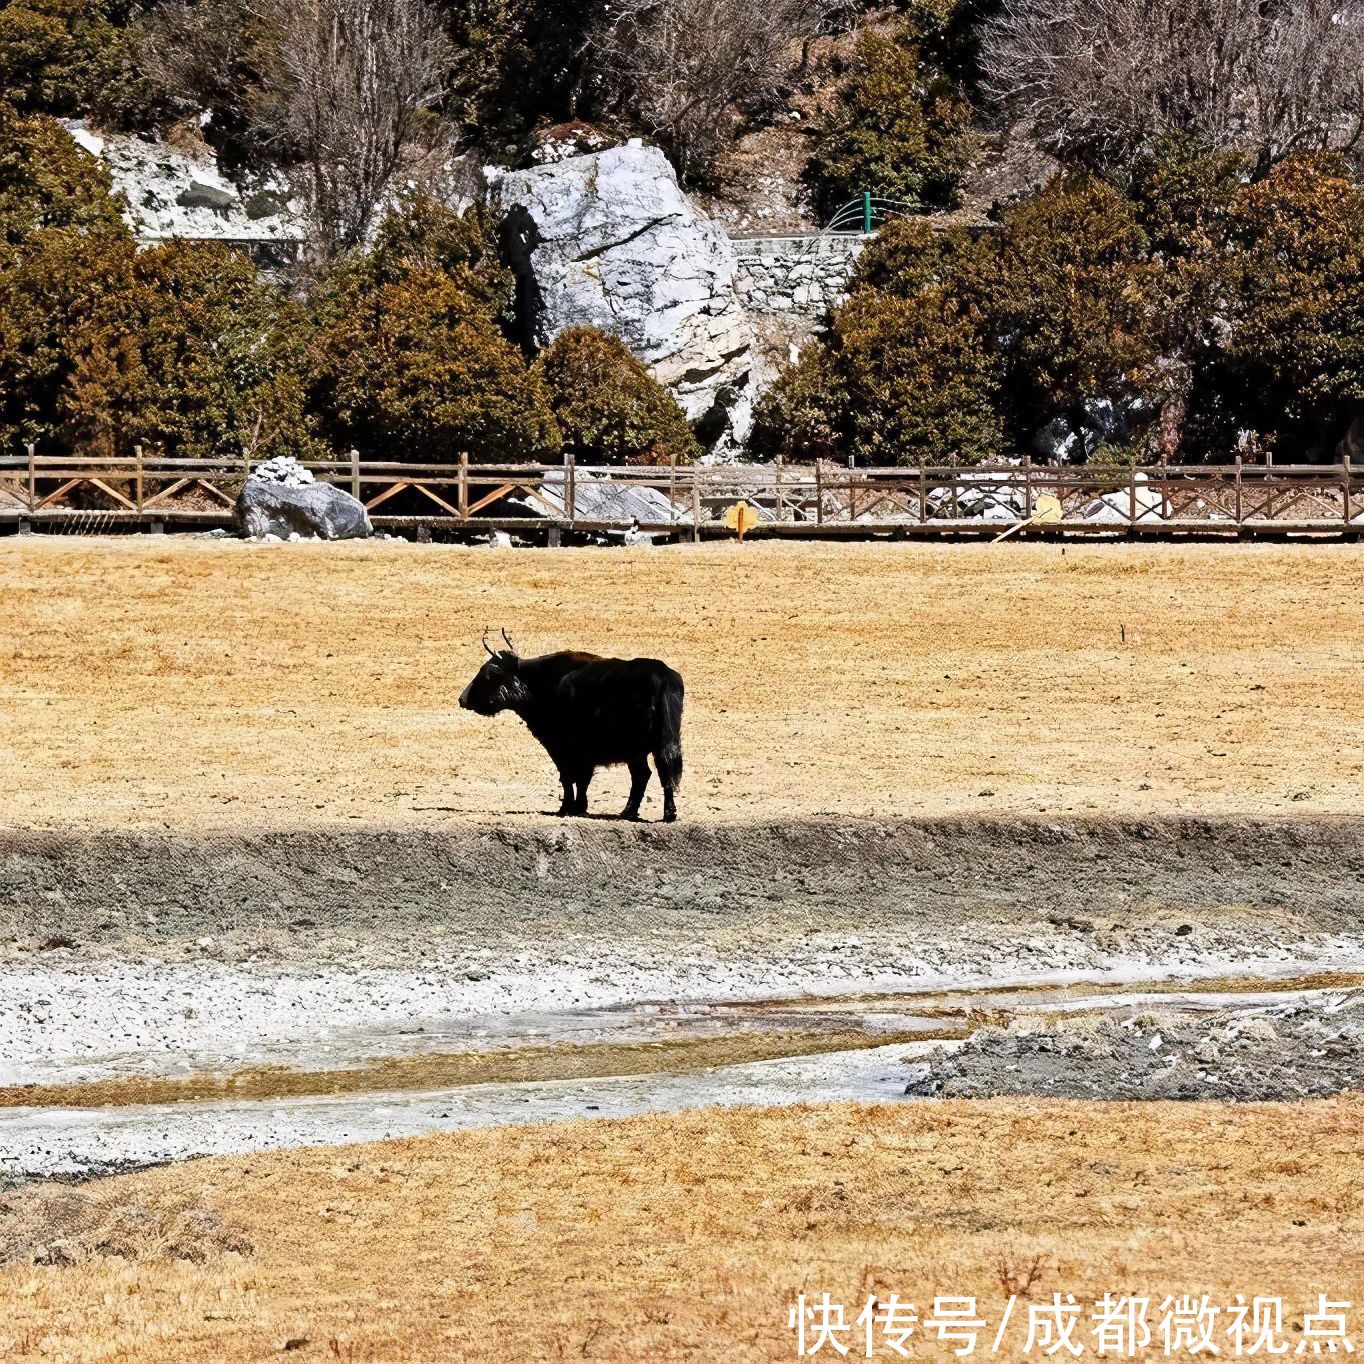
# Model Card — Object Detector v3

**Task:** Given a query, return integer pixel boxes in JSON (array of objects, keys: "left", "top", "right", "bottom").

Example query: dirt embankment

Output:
[{"left": 3, "top": 815, "right": 1363, "bottom": 961}]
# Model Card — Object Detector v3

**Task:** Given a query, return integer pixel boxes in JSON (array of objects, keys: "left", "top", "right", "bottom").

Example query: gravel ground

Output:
[
  {"left": 5, "top": 883, "right": 1359, "bottom": 1090},
  {"left": 908, "top": 991, "right": 1364, "bottom": 1100}
]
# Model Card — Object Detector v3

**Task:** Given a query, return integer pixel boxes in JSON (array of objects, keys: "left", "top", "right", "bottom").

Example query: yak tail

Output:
[{"left": 656, "top": 673, "right": 684, "bottom": 790}]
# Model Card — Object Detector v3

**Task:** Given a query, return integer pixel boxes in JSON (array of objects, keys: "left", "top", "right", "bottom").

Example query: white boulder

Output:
[
  {"left": 497, "top": 144, "right": 755, "bottom": 452},
  {"left": 1081, "top": 473, "right": 1165, "bottom": 523}
]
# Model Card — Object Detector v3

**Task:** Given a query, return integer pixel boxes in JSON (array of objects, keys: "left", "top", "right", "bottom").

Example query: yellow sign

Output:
[
  {"left": 724, "top": 501, "right": 760, "bottom": 542},
  {"left": 1034, "top": 493, "right": 1063, "bottom": 524},
  {"left": 991, "top": 492, "right": 1065, "bottom": 543}
]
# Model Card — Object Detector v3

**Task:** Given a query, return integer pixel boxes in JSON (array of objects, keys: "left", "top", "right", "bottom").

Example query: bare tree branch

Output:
[
  {"left": 982, "top": 0, "right": 1364, "bottom": 173},
  {"left": 252, "top": 0, "right": 451, "bottom": 256},
  {"left": 585, "top": 0, "right": 839, "bottom": 181}
]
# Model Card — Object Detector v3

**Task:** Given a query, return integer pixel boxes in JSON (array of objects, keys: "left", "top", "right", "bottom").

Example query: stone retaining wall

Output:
[{"left": 730, "top": 234, "right": 868, "bottom": 317}]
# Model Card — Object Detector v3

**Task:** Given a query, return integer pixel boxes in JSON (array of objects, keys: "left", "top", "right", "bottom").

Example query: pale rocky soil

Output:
[
  {"left": 2, "top": 537, "right": 1362, "bottom": 834},
  {"left": 909, "top": 990, "right": 1364, "bottom": 1101},
  {"left": 2, "top": 1097, "right": 1362, "bottom": 1361}
]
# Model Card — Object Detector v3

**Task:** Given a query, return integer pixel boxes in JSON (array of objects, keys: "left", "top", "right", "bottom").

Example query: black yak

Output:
[{"left": 458, "top": 631, "right": 684, "bottom": 822}]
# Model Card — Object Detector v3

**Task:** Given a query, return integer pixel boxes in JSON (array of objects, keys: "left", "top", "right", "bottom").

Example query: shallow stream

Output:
[{"left": 3, "top": 963, "right": 1360, "bottom": 1179}]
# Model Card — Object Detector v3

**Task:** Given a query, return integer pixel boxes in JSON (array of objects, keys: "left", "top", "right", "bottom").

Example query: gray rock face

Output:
[
  {"left": 498, "top": 144, "right": 755, "bottom": 451},
  {"left": 234, "top": 481, "right": 372, "bottom": 541}
]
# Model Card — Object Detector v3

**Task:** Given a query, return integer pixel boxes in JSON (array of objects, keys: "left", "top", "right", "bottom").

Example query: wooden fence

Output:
[{"left": 1, "top": 449, "right": 1362, "bottom": 538}]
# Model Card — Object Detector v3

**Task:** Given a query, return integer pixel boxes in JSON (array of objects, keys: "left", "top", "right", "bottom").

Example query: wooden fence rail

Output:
[{"left": 1, "top": 452, "right": 1361, "bottom": 538}]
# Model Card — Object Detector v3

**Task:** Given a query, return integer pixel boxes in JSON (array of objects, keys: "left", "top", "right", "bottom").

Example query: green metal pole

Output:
[{"left": 863, "top": 190, "right": 872, "bottom": 234}]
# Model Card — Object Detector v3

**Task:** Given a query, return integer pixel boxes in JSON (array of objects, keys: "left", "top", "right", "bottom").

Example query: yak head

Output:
[{"left": 459, "top": 630, "right": 526, "bottom": 716}]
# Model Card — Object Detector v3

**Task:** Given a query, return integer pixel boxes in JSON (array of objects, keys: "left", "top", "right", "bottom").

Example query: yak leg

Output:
[
  {"left": 655, "top": 749, "right": 680, "bottom": 823},
  {"left": 556, "top": 770, "right": 576, "bottom": 817},
  {"left": 572, "top": 770, "right": 593, "bottom": 816},
  {"left": 620, "top": 756, "right": 651, "bottom": 820}
]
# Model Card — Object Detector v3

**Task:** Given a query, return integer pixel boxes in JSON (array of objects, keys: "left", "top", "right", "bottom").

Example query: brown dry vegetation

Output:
[
  {"left": 0, "top": 1027, "right": 935, "bottom": 1110},
  {"left": 2, "top": 1097, "right": 1362, "bottom": 1361},
  {"left": 2, "top": 538, "right": 1363, "bottom": 832}
]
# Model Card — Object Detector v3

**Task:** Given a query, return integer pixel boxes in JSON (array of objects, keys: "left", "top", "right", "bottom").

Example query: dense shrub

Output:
[
  {"left": 749, "top": 341, "right": 842, "bottom": 462},
  {"left": 846, "top": 214, "right": 984, "bottom": 298},
  {"left": 1218, "top": 157, "right": 1364, "bottom": 457},
  {"left": 805, "top": 27, "right": 976, "bottom": 218},
  {"left": 0, "top": 111, "right": 125, "bottom": 243},
  {"left": 768, "top": 149, "right": 1364, "bottom": 466},
  {"left": 362, "top": 196, "right": 514, "bottom": 316},
  {"left": 311, "top": 267, "right": 559, "bottom": 464},
  {"left": 0, "top": 230, "right": 316, "bottom": 459},
  {"left": 120, "top": 241, "right": 318, "bottom": 461},
  {"left": 0, "top": 224, "right": 133, "bottom": 453},
  {"left": 835, "top": 175, "right": 1155, "bottom": 461},
  {"left": 307, "top": 197, "right": 557, "bottom": 463},
  {"left": 982, "top": 173, "right": 1154, "bottom": 448},
  {"left": 752, "top": 284, "right": 1002, "bottom": 465},
  {"left": 0, "top": 0, "right": 126, "bottom": 116},
  {"left": 1123, "top": 146, "right": 1364, "bottom": 459},
  {"left": 533, "top": 327, "right": 699, "bottom": 465},
  {"left": 759, "top": 174, "right": 1155, "bottom": 465}
]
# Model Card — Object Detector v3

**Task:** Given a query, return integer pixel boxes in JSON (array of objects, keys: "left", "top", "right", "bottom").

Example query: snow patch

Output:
[{"left": 61, "top": 119, "right": 305, "bottom": 246}]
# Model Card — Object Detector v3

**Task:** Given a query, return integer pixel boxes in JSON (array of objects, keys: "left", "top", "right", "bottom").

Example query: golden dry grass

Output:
[
  {"left": 2, "top": 1097, "right": 1362, "bottom": 1361},
  {"left": 2, "top": 538, "right": 1363, "bottom": 831}
]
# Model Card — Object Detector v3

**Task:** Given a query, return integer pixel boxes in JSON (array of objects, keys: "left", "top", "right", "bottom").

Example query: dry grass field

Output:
[
  {"left": 2, "top": 537, "right": 1363, "bottom": 831},
  {"left": 5, "top": 537, "right": 1363, "bottom": 1364},
  {"left": 2, "top": 1097, "right": 1362, "bottom": 1362}
]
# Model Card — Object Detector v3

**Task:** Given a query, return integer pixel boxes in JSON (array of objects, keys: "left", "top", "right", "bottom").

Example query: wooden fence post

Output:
[
  {"left": 458, "top": 452, "right": 469, "bottom": 520},
  {"left": 815, "top": 462, "right": 824, "bottom": 526},
  {"left": 847, "top": 456, "right": 856, "bottom": 523},
  {"left": 349, "top": 447, "right": 360, "bottom": 502},
  {"left": 565, "top": 451, "right": 576, "bottom": 525},
  {"left": 1344, "top": 456, "right": 1353, "bottom": 526},
  {"left": 135, "top": 444, "right": 144, "bottom": 513},
  {"left": 26, "top": 442, "right": 36, "bottom": 512},
  {"left": 774, "top": 456, "right": 783, "bottom": 522},
  {"left": 690, "top": 472, "right": 701, "bottom": 543},
  {"left": 1129, "top": 464, "right": 1137, "bottom": 527},
  {"left": 1023, "top": 455, "right": 1033, "bottom": 522},
  {"left": 1235, "top": 454, "right": 1243, "bottom": 525}
]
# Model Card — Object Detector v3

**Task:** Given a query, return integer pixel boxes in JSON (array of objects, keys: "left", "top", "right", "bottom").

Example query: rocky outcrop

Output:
[
  {"left": 234, "top": 480, "right": 372, "bottom": 541},
  {"left": 905, "top": 994, "right": 1364, "bottom": 1102},
  {"left": 497, "top": 143, "right": 755, "bottom": 452}
]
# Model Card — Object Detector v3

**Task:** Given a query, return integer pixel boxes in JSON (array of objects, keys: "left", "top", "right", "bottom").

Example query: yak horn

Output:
[
  {"left": 501, "top": 628, "right": 517, "bottom": 655},
  {"left": 482, "top": 628, "right": 496, "bottom": 657}
]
